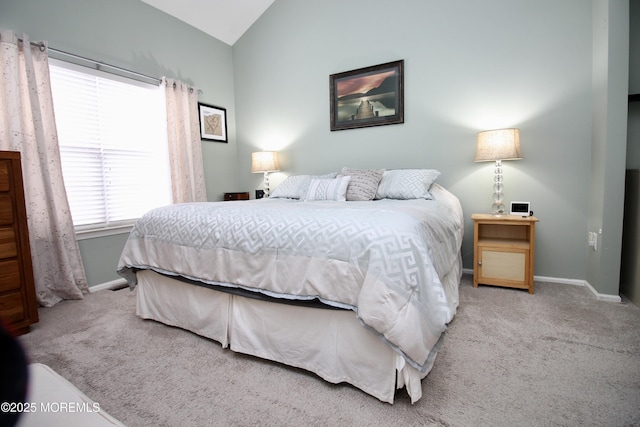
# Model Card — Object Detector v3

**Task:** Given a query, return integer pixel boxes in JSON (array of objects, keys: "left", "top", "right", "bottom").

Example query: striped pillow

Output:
[{"left": 340, "top": 167, "right": 384, "bottom": 201}]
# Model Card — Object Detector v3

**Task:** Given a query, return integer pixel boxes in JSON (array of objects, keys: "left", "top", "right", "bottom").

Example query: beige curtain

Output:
[
  {"left": 163, "top": 78, "right": 207, "bottom": 203},
  {"left": 0, "top": 30, "right": 88, "bottom": 307}
]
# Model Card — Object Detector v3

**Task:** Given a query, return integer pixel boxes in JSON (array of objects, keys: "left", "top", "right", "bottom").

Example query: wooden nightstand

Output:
[
  {"left": 224, "top": 192, "right": 249, "bottom": 201},
  {"left": 472, "top": 213, "right": 539, "bottom": 294}
]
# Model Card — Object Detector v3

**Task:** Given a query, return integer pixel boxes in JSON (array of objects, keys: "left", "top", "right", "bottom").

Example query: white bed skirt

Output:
[{"left": 135, "top": 270, "right": 436, "bottom": 403}]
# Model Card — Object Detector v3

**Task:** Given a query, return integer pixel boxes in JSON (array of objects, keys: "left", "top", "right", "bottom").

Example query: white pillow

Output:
[
  {"left": 375, "top": 169, "right": 441, "bottom": 200},
  {"left": 340, "top": 167, "right": 384, "bottom": 201},
  {"left": 269, "top": 175, "right": 309, "bottom": 198},
  {"left": 305, "top": 176, "right": 351, "bottom": 201},
  {"left": 270, "top": 173, "right": 337, "bottom": 199}
]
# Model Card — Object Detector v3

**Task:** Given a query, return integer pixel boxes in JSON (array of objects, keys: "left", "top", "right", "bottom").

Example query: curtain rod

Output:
[
  {"left": 48, "top": 47, "right": 163, "bottom": 85},
  {"left": 49, "top": 47, "right": 203, "bottom": 94},
  {"left": 5, "top": 35, "right": 202, "bottom": 93}
]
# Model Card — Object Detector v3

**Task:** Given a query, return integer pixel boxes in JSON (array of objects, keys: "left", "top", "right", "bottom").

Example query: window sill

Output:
[{"left": 75, "top": 224, "right": 134, "bottom": 240}]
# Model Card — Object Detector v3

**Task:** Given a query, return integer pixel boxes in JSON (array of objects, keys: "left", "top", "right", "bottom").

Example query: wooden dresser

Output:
[{"left": 0, "top": 151, "right": 38, "bottom": 335}]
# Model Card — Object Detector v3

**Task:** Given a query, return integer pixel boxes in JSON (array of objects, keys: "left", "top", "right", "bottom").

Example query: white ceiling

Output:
[{"left": 140, "top": 0, "right": 275, "bottom": 46}]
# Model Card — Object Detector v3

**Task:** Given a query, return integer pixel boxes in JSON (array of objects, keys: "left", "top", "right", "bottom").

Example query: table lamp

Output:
[
  {"left": 251, "top": 151, "right": 280, "bottom": 197},
  {"left": 474, "top": 128, "right": 522, "bottom": 214}
]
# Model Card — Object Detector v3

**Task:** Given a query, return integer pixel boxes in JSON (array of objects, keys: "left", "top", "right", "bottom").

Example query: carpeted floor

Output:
[{"left": 17, "top": 275, "right": 640, "bottom": 427}]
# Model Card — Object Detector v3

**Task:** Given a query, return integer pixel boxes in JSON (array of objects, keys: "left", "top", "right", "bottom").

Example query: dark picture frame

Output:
[
  {"left": 329, "top": 60, "right": 404, "bottom": 131},
  {"left": 198, "top": 102, "right": 228, "bottom": 142}
]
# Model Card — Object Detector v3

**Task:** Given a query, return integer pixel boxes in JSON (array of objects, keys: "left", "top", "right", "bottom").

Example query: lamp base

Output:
[
  {"left": 491, "top": 160, "right": 505, "bottom": 214},
  {"left": 263, "top": 171, "right": 270, "bottom": 197},
  {"left": 491, "top": 206, "right": 506, "bottom": 215}
]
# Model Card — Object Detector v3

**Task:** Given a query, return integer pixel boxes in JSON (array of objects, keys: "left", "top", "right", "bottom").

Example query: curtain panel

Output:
[
  {"left": 163, "top": 78, "right": 207, "bottom": 204},
  {"left": 0, "top": 30, "right": 88, "bottom": 307}
]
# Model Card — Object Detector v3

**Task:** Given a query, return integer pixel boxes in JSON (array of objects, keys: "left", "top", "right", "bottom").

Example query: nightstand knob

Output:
[{"left": 478, "top": 261, "right": 482, "bottom": 266}]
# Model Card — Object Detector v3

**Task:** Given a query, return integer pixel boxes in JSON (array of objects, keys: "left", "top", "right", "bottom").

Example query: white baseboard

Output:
[
  {"left": 89, "top": 278, "right": 128, "bottom": 293},
  {"left": 534, "top": 275, "right": 585, "bottom": 287},
  {"left": 461, "top": 269, "right": 621, "bottom": 303},
  {"left": 582, "top": 280, "right": 622, "bottom": 303},
  {"left": 535, "top": 275, "right": 621, "bottom": 302},
  {"left": 92, "top": 272, "right": 622, "bottom": 302}
]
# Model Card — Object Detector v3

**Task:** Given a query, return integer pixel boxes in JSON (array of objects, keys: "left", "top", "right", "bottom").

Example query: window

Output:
[{"left": 49, "top": 59, "right": 172, "bottom": 236}]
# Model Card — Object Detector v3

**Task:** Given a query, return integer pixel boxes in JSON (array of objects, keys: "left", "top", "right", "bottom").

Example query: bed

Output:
[{"left": 117, "top": 168, "right": 463, "bottom": 403}]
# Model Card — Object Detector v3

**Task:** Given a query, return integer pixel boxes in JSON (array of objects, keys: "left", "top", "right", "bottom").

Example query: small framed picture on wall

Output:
[{"left": 198, "top": 103, "right": 228, "bottom": 142}]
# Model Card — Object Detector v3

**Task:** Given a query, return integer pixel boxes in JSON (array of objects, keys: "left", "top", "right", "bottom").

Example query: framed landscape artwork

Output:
[
  {"left": 329, "top": 60, "right": 404, "bottom": 131},
  {"left": 198, "top": 103, "right": 228, "bottom": 142}
]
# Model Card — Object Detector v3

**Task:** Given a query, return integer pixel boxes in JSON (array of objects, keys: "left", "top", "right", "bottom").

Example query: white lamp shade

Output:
[
  {"left": 475, "top": 128, "right": 522, "bottom": 162},
  {"left": 251, "top": 151, "right": 280, "bottom": 173}
]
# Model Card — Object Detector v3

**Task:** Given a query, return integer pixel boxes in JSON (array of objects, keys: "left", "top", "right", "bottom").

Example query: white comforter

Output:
[{"left": 117, "top": 185, "right": 463, "bottom": 371}]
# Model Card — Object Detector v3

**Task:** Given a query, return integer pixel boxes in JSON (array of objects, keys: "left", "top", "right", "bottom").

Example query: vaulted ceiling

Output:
[{"left": 140, "top": 0, "right": 275, "bottom": 46}]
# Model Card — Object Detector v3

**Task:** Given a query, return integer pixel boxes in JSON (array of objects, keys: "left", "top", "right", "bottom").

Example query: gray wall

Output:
[
  {"left": 0, "top": 0, "right": 238, "bottom": 287},
  {"left": 234, "top": 0, "right": 629, "bottom": 294}
]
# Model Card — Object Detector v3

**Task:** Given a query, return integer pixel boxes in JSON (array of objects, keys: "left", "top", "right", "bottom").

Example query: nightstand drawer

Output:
[{"left": 224, "top": 192, "right": 250, "bottom": 201}]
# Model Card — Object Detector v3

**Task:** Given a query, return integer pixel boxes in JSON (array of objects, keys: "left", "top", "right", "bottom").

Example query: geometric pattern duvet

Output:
[{"left": 118, "top": 184, "right": 464, "bottom": 372}]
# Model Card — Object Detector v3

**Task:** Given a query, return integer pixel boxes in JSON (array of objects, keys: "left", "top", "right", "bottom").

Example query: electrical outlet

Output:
[{"left": 588, "top": 231, "right": 598, "bottom": 250}]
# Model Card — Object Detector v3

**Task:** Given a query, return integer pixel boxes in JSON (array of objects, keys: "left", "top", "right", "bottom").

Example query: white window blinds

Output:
[{"left": 49, "top": 59, "right": 172, "bottom": 231}]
